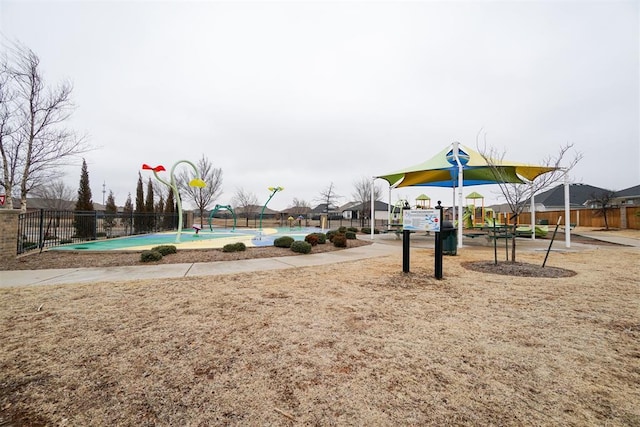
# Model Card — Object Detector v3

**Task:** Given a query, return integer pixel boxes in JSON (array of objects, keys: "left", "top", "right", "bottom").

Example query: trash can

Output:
[{"left": 441, "top": 220, "right": 457, "bottom": 255}]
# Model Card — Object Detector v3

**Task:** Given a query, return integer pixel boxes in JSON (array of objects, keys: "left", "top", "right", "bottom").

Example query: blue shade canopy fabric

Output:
[{"left": 377, "top": 143, "right": 556, "bottom": 188}]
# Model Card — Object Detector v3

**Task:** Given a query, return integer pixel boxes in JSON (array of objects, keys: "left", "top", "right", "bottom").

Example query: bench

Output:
[{"left": 463, "top": 232, "right": 486, "bottom": 239}]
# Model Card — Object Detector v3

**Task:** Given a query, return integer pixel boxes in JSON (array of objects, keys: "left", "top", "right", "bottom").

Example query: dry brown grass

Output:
[{"left": 1, "top": 243, "right": 639, "bottom": 426}]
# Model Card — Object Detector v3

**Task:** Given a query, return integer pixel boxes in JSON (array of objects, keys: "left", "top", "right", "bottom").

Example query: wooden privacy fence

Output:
[{"left": 518, "top": 206, "right": 640, "bottom": 230}]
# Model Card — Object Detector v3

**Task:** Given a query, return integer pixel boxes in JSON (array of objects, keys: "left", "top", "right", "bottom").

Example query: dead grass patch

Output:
[{"left": 1, "top": 245, "right": 639, "bottom": 425}]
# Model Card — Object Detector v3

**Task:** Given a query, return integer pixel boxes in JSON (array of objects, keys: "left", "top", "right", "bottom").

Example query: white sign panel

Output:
[{"left": 402, "top": 209, "right": 440, "bottom": 232}]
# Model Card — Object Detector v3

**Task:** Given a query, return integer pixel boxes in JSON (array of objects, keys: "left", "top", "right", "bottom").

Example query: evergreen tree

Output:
[
  {"left": 164, "top": 188, "right": 176, "bottom": 230},
  {"left": 134, "top": 172, "right": 145, "bottom": 233},
  {"left": 73, "top": 159, "right": 95, "bottom": 238},
  {"left": 104, "top": 190, "right": 117, "bottom": 236},
  {"left": 145, "top": 178, "right": 155, "bottom": 231},
  {"left": 123, "top": 193, "right": 134, "bottom": 235},
  {"left": 155, "top": 194, "right": 164, "bottom": 230}
]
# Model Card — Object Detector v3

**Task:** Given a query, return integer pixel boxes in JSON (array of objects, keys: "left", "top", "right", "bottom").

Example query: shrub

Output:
[
  {"left": 361, "top": 227, "right": 380, "bottom": 234},
  {"left": 304, "top": 234, "right": 319, "bottom": 246},
  {"left": 345, "top": 231, "right": 357, "bottom": 240},
  {"left": 274, "top": 236, "right": 295, "bottom": 248},
  {"left": 151, "top": 245, "right": 177, "bottom": 256},
  {"left": 347, "top": 227, "right": 358, "bottom": 233},
  {"left": 141, "top": 250, "right": 163, "bottom": 262},
  {"left": 313, "top": 232, "right": 327, "bottom": 244},
  {"left": 338, "top": 226, "right": 347, "bottom": 233},
  {"left": 60, "top": 239, "right": 73, "bottom": 244},
  {"left": 96, "top": 232, "right": 107, "bottom": 238},
  {"left": 326, "top": 230, "right": 338, "bottom": 242},
  {"left": 223, "top": 242, "right": 247, "bottom": 252},
  {"left": 291, "top": 240, "right": 312, "bottom": 254},
  {"left": 332, "top": 234, "right": 347, "bottom": 248}
]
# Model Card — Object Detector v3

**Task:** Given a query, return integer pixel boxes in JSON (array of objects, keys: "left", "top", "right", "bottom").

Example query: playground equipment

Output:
[
  {"left": 142, "top": 161, "right": 206, "bottom": 243},
  {"left": 259, "top": 186, "right": 283, "bottom": 232},
  {"left": 465, "top": 192, "right": 484, "bottom": 227},
  {"left": 390, "top": 199, "right": 410, "bottom": 225},
  {"left": 415, "top": 194, "right": 431, "bottom": 209},
  {"left": 208, "top": 204, "right": 237, "bottom": 231}
]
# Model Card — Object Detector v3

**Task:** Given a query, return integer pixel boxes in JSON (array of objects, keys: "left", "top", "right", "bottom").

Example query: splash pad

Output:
[{"left": 50, "top": 227, "right": 322, "bottom": 252}]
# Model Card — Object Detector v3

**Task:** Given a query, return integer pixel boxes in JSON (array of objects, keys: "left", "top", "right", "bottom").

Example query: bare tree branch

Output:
[
  {"left": 176, "top": 154, "right": 223, "bottom": 227},
  {"left": 232, "top": 187, "right": 259, "bottom": 227},
  {"left": 352, "top": 176, "right": 382, "bottom": 226},
  {"left": 478, "top": 131, "right": 582, "bottom": 262},
  {"left": 0, "top": 41, "right": 90, "bottom": 211}
]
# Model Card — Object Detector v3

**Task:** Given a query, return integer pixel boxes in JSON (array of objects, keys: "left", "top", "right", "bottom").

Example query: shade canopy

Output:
[
  {"left": 377, "top": 143, "right": 556, "bottom": 188},
  {"left": 466, "top": 191, "right": 484, "bottom": 200}
]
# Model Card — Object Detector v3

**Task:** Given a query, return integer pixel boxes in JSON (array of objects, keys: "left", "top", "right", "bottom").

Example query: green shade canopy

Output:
[
  {"left": 416, "top": 194, "right": 431, "bottom": 200},
  {"left": 377, "top": 143, "right": 556, "bottom": 188},
  {"left": 466, "top": 191, "right": 484, "bottom": 199}
]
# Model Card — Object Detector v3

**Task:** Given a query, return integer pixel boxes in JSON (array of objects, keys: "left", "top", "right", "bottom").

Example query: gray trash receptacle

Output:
[{"left": 441, "top": 221, "right": 457, "bottom": 255}]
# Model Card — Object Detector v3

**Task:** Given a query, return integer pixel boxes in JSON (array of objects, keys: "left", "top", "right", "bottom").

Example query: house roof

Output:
[
  {"left": 614, "top": 185, "right": 640, "bottom": 198},
  {"left": 535, "top": 183, "right": 612, "bottom": 208},
  {"left": 344, "top": 201, "right": 390, "bottom": 211},
  {"left": 309, "top": 203, "right": 340, "bottom": 214}
]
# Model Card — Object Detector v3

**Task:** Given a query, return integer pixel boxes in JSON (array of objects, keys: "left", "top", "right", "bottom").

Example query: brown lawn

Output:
[{"left": 1, "top": 239, "right": 639, "bottom": 426}]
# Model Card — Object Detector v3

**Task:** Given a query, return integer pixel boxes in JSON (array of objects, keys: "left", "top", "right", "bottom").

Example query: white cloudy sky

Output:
[{"left": 1, "top": 1, "right": 638, "bottom": 210}]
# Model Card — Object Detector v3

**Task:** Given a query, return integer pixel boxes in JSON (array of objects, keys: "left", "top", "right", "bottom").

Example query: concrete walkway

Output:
[
  {"left": 1, "top": 242, "right": 399, "bottom": 288},
  {"left": 569, "top": 230, "right": 640, "bottom": 247},
  {"left": 2, "top": 231, "right": 637, "bottom": 288}
]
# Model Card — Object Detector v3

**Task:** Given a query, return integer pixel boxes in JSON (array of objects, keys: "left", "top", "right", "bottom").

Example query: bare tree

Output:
[
  {"left": 352, "top": 176, "right": 382, "bottom": 227},
  {"left": 479, "top": 139, "right": 582, "bottom": 262},
  {"left": 0, "top": 55, "right": 18, "bottom": 207},
  {"left": 589, "top": 189, "right": 616, "bottom": 230},
  {"left": 232, "top": 187, "right": 259, "bottom": 227},
  {"left": 0, "top": 41, "right": 89, "bottom": 211},
  {"left": 316, "top": 182, "right": 341, "bottom": 213},
  {"left": 31, "top": 179, "right": 75, "bottom": 209},
  {"left": 176, "top": 154, "right": 223, "bottom": 227},
  {"left": 289, "top": 197, "right": 311, "bottom": 216}
]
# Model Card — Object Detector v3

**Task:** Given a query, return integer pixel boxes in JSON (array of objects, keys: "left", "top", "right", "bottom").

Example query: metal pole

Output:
[
  {"left": 370, "top": 177, "right": 375, "bottom": 239},
  {"left": 402, "top": 230, "right": 411, "bottom": 273},
  {"left": 530, "top": 182, "right": 536, "bottom": 241},
  {"left": 564, "top": 172, "right": 571, "bottom": 248},
  {"left": 452, "top": 142, "right": 464, "bottom": 248},
  {"left": 543, "top": 217, "right": 562, "bottom": 267},
  {"left": 435, "top": 201, "right": 443, "bottom": 279}
]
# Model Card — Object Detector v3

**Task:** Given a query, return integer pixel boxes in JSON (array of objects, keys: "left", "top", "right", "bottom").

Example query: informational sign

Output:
[{"left": 402, "top": 209, "right": 440, "bottom": 232}]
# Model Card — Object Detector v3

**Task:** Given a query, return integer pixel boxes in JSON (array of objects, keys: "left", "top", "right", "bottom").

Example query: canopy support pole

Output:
[
  {"left": 564, "top": 171, "right": 571, "bottom": 248},
  {"left": 530, "top": 182, "right": 536, "bottom": 240},
  {"left": 370, "top": 177, "right": 375, "bottom": 240},
  {"left": 452, "top": 142, "right": 464, "bottom": 248}
]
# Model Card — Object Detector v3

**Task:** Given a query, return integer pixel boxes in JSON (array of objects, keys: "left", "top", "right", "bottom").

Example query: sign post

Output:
[
  {"left": 435, "top": 201, "right": 444, "bottom": 279},
  {"left": 401, "top": 208, "right": 441, "bottom": 274}
]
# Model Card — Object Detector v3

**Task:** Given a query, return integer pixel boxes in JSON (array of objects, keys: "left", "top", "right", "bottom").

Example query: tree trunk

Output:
[{"left": 511, "top": 215, "right": 518, "bottom": 262}]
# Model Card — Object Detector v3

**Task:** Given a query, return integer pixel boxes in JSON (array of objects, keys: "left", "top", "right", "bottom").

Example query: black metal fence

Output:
[
  {"left": 17, "top": 210, "right": 375, "bottom": 255},
  {"left": 17, "top": 210, "right": 181, "bottom": 255}
]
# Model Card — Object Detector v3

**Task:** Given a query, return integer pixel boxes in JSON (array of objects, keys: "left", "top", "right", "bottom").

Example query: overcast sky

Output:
[{"left": 2, "top": 1, "right": 638, "bottom": 210}]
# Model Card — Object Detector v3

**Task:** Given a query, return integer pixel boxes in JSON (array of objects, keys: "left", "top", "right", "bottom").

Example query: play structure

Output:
[
  {"left": 142, "top": 161, "right": 206, "bottom": 243},
  {"left": 465, "top": 192, "right": 485, "bottom": 227},
  {"left": 415, "top": 194, "right": 431, "bottom": 209},
  {"left": 390, "top": 199, "right": 410, "bottom": 225},
  {"left": 208, "top": 204, "right": 237, "bottom": 231},
  {"left": 259, "top": 186, "right": 283, "bottom": 233}
]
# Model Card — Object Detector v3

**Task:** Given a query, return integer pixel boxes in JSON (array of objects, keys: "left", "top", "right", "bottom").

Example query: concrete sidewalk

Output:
[
  {"left": 569, "top": 230, "right": 640, "bottom": 247},
  {"left": 3, "top": 231, "right": 637, "bottom": 288},
  {"left": 1, "top": 242, "right": 399, "bottom": 288}
]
